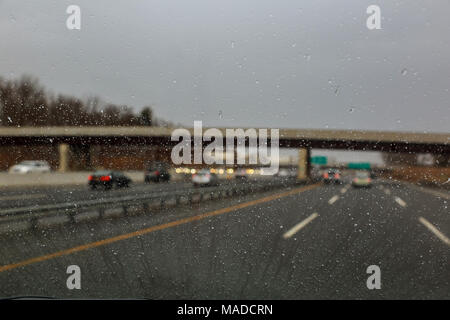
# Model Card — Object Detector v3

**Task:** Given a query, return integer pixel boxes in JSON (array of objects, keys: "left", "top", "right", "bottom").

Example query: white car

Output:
[
  {"left": 276, "top": 168, "right": 297, "bottom": 177},
  {"left": 352, "top": 171, "right": 372, "bottom": 188},
  {"left": 9, "top": 160, "right": 51, "bottom": 174},
  {"left": 192, "top": 169, "right": 219, "bottom": 187}
]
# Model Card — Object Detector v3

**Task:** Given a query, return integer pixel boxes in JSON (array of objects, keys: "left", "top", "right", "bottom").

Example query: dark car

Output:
[
  {"left": 144, "top": 162, "right": 171, "bottom": 183},
  {"left": 322, "top": 169, "right": 342, "bottom": 184},
  {"left": 234, "top": 168, "right": 248, "bottom": 179},
  {"left": 88, "top": 170, "right": 132, "bottom": 190}
]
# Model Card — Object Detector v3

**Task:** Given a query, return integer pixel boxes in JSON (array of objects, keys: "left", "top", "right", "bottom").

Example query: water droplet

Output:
[{"left": 334, "top": 85, "right": 340, "bottom": 95}]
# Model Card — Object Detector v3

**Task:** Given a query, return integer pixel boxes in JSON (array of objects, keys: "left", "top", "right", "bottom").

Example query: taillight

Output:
[
  {"left": 335, "top": 173, "right": 340, "bottom": 178},
  {"left": 368, "top": 178, "right": 372, "bottom": 182},
  {"left": 353, "top": 178, "right": 358, "bottom": 182},
  {"left": 100, "top": 175, "right": 111, "bottom": 181},
  {"left": 324, "top": 173, "right": 329, "bottom": 178},
  {"left": 88, "top": 175, "right": 93, "bottom": 181},
  {"left": 155, "top": 170, "right": 160, "bottom": 175}
]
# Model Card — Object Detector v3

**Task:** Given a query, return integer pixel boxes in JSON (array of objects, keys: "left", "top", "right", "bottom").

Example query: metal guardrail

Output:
[{"left": 0, "top": 179, "right": 298, "bottom": 230}]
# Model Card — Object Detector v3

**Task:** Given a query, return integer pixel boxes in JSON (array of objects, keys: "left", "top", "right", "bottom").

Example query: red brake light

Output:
[
  {"left": 324, "top": 173, "right": 329, "bottom": 178},
  {"left": 155, "top": 170, "right": 160, "bottom": 175},
  {"left": 100, "top": 175, "right": 111, "bottom": 181},
  {"left": 335, "top": 173, "right": 340, "bottom": 178},
  {"left": 88, "top": 175, "right": 93, "bottom": 181}
]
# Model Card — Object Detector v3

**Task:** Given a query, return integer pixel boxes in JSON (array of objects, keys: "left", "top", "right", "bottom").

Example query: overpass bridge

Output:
[
  {"left": 0, "top": 126, "right": 448, "bottom": 152},
  {"left": 0, "top": 127, "right": 448, "bottom": 171}
]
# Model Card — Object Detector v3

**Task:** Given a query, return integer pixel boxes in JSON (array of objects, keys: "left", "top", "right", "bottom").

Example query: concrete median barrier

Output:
[{"left": 0, "top": 178, "right": 303, "bottom": 234}]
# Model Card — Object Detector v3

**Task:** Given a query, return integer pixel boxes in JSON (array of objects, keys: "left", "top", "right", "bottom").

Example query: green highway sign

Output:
[
  {"left": 348, "top": 162, "right": 371, "bottom": 170},
  {"left": 311, "top": 156, "right": 327, "bottom": 165}
]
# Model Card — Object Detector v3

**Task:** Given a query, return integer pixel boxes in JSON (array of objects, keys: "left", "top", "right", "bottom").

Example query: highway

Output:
[
  {"left": 0, "top": 178, "right": 267, "bottom": 210},
  {"left": 0, "top": 179, "right": 449, "bottom": 299}
]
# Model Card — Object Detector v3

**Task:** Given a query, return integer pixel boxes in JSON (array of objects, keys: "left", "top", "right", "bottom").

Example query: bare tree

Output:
[{"left": 0, "top": 74, "right": 167, "bottom": 127}]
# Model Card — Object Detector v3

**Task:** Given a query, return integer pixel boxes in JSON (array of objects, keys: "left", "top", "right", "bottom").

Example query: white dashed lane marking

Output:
[
  {"left": 419, "top": 217, "right": 450, "bottom": 246},
  {"left": 283, "top": 213, "right": 319, "bottom": 239},
  {"left": 394, "top": 196, "right": 407, "bottom": 207},
  {"left": 340, "top": 186, "right": 349, "bottom": 194},
  {"left": 328, "top": 195, "right": 339, "bottom": 205}
]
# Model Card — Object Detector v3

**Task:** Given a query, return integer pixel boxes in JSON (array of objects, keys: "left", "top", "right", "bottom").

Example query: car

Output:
[
  {"left": 276, "top": 169, "right": 290, "bottom": 177},
  {"left": 192, "top": 169, "right": 219, "bottom": 187},
  {"left": 8, "top": 160, "right": 51, "bottom": 174},
  {"left": 234, "top": 168, "right": 248, "bottom": 179},
  {"left": 88, "top": 170, "right": 132, "bottom": 190},
  {"left": 276, "top": 168, "right": 297, "bottom": 177},
  {"left": 352, "top": 171, "right": 372, "bottom": 188},
  {"left": 144, "top": 162, "right": 171, "bottom": 183},
  {"left": 322, "top": 169, "right": 342, "bottom": 184}
]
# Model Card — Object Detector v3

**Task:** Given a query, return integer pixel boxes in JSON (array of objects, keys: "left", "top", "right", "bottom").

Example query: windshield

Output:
[
  {"left": 18, "top": 161, "right": 37, "bottom": 166},
  {"left": 92, "top": 171, "right": 112, "bottom": 176},
  {"left": 0, "top": 0, "right": 449, "bottom": 304}
]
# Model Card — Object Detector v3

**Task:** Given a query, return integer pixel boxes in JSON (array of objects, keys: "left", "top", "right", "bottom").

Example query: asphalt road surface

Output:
[{"left": 0, "top": 179, "right": 448, "bottom": 299}]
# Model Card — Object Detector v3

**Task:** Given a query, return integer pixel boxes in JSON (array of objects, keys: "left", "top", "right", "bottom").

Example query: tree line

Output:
[{"left": 0, "top": 75, "right": 170, "bottom": 127}]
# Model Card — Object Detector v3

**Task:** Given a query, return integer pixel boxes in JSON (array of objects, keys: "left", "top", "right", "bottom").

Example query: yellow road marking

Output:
[{"left": 0, "top": 183, "right": 320, "bottom": 273}]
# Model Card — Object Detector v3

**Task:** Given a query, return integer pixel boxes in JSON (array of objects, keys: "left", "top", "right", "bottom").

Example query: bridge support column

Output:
[
  {"left": 58, "top": 143, "right": 70, "bottom": 172},
  {"left": 58, "top": 143, "right": 92, "bottom": 171},
  {"left": 297, "top": 148, "right": 310, "bottom": 181}
]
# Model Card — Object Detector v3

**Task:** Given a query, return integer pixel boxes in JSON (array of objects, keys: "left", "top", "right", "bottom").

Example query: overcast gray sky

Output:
[{"left": 1, "top": 0, "right": 449, "bottom": 134}]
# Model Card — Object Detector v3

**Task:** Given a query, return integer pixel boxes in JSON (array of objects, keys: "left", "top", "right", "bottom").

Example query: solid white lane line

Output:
[
  {"left": 283, "top": 213, "right": 319, "bottom": 239},
  {"left": 328, "top": 195, "right": 339, "bottom": 205},
  {"left": 394, "top": 196, "right": 407, "bottom": 207},
  {"left": 0, "top": 193, "right": 46, "bottom": 201},
  {"left": 419, "top": 217, "right": 450, "bottom": 246},
  {"left": 340, "top": 187, "right": 347, "bottom": 194}
]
